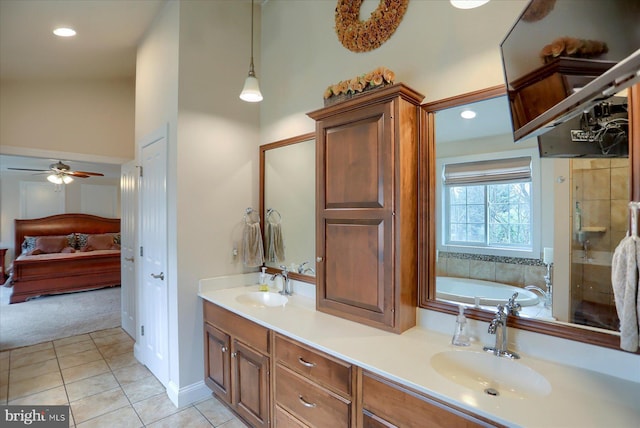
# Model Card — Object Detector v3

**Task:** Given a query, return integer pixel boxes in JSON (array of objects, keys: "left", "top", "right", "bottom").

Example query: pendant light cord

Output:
[{"left": 249, "top": 0, "right": 255, "bottom": 76}]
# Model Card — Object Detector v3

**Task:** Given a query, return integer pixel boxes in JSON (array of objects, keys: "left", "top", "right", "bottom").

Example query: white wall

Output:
[{"left": 0, "top": 78, "right": 134, "bottom": 160}]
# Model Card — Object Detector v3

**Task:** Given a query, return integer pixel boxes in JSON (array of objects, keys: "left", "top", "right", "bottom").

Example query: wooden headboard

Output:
[{"left": 15, "top": 213, "right": 121, "bottom": 254}]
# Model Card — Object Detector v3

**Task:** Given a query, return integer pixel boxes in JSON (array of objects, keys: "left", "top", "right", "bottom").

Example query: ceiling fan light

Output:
[
  {"left": 62, "top": 175, "right": 74, "bottom": 184},
  {"left": 47, "top": 174, "right": 63, "bottom": 184}
]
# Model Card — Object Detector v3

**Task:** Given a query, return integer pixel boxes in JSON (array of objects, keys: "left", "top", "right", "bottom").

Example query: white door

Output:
[
  {"left": 120, "top": 161, "right": 137, "bottom": 337},
  {"left": 139, "top": 128, "right": 169, "bottom": 386}
]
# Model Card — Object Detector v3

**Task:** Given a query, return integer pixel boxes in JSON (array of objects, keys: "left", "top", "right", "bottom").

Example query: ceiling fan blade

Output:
[
  {"left": 72, "top": 170, "right": 104, "bottom": 176},
  {"left": 7, "top": 167, "right": 50, "bottom": 172},
  {"left": 67, "top": 172, "right": 91, "bottom": 178}
]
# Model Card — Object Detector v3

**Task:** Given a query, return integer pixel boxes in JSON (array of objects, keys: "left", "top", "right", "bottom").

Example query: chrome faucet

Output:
[
  {"left": 525, "top": 262, "right": 553, "bottom": 308},
  {"left": 271, "top": 265, "right": 292, "bottom": 296},
  {"left": 483, "top": 292, "right": 520, "bottom": 359},
  {"left": 297, "top": 261, "right": 316, "bottom": 275}
]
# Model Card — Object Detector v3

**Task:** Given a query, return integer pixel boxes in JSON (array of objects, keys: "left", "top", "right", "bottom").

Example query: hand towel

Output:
[
  {"left": 242, "top": 222, "right": 264, "bottom": 268},
  {"left": 611, "top": 236, "right": 639, "bottom": 352},
  {"left": 266, "top": 221, "right": 285, "bottom": 263}
]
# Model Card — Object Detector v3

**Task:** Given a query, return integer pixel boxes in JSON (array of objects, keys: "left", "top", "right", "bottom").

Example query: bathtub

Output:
[{"left": 436, "top": 276, "right": 539, "bottom": 307}]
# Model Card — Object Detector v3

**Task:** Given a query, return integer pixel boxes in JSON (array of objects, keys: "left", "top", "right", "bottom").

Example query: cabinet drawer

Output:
[
  {"left": 275, "top": 334, "right": 352, "bottom": 396},
  {"left": 276, "top": 365, "right": 351, "bottom": 427},
  {"left": 203, "top": 301, "right": 269, "bottom": 354},
  {"left": 362, "top": 371, "right": 499, "bottom": 428},
  {"left": 275, "top": 405, "right": 309, "bottom": 428}
]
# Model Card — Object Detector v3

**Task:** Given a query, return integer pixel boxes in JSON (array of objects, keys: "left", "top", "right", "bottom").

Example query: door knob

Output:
[{"left": 150, "top": 272, "right": 164, "bottom": 280}]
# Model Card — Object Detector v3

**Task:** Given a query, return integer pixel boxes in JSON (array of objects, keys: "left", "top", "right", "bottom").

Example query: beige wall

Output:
[
  {"left": 136, "top": 0, "right": 261, "bottom": 396},
  {"left": 260, "top": 0, "right": 529, "bottom": 143},
  {"left": 0, "top": 78, "right": 134, "bottom": 161}
]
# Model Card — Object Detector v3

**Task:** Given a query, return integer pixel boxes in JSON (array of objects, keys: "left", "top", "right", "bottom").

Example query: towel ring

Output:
[
  {"left": 267, "top": 208, "right": 282, "bottom": 223},
  {"left": 244, "top": 207, "right": 260, "bottom": 225}
]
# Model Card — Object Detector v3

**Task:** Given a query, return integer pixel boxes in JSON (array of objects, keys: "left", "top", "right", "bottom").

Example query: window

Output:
[{"left": 441, "top": 155, "right": 537, "bottom": 255}]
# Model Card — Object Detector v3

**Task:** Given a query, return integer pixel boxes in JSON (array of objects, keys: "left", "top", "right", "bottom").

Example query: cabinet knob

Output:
[
  {"left": 231, "top": 352, "right": 237, "bottom": 358},
  {"left": 221, "top": 346, "right": 227, "bottom": 353},
  {"left": 316, "top": 257, "right": 323, "bottom": 262},
  {"left": 298, "top": 395, "right": 317, "bottom": 408},
  {"left": 298, "top": 357, "right": 316, "bottom": 368}
]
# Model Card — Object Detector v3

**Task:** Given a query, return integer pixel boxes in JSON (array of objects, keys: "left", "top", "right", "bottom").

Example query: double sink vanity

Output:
[{"left": 199, "top": 273, "right": 640, "bottom": 428}]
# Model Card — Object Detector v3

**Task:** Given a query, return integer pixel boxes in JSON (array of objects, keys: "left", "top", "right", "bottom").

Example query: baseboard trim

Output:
[{"left": 167, "top": 380, "right": 211, "bottom": 407}]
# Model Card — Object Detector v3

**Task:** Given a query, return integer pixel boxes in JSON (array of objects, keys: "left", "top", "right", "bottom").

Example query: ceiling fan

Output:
[{"left": 8, "top": 160, "right": 104, "bottom": 184}]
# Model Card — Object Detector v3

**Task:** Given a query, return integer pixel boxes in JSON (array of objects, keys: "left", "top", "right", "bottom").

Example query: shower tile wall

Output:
[{"left": 570, "top": 158, "right": 627, "bottom": 330}]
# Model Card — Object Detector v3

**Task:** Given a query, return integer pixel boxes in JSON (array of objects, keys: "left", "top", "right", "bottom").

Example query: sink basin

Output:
[
  {"left": 235, "top": 291, "right": 288, "bottom": 308},
  {"left": 430, "top": 350, "right": 551, "bottom": 399}
]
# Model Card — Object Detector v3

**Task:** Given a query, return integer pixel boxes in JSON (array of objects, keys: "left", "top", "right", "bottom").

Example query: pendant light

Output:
[{"left": 240, "top": 0, "right": 263, "bottom": 102}]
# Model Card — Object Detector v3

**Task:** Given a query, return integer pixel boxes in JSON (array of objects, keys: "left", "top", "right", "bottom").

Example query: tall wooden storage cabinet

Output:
[{"left": 308, "top": 83, "right": 423, "bottom": 333}]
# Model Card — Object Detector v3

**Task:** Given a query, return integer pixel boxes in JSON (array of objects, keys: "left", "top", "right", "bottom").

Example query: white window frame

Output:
[{"left": 436, "top": 148, "right": 541, "bottom": 259}]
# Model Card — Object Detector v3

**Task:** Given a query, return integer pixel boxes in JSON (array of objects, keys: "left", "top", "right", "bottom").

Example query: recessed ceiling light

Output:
[
  {"left": 460, "top": 110, "right": 477, "bottom": 119},
  {"left": 450, "top": 0, "right": 490, "bottom": 9},
  {"left": 53, "top": 27, "right": 76, "bottom": 37}
]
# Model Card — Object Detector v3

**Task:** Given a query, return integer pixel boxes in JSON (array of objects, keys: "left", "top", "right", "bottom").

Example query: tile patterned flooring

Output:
[{"left": 0, "top": 327, "right": 248, "bottom": 427}]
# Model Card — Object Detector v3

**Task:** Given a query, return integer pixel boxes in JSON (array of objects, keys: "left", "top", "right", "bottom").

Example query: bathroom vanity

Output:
[{"left": 199, "top": 275, "right": 640, "bottom": 428}]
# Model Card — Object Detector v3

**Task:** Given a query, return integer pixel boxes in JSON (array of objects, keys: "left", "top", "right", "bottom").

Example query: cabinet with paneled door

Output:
[
  {"left": 274, "top": 334, "right": 356, "bottom": 427},
  {"left": 203, "top": 301, "right": 271, "bottom": 428},
  {"left": 307, "top": 83, "right": 424, "bottom": 333}
]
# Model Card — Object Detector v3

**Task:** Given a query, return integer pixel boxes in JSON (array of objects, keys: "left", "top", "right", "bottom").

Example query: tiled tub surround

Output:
[
  {"left": 199, "top": 273, "right": 640, "bottom": 428},
  {"left": 436, "top": 252, "right": 548, "bottom": 290},
  {"left": 435, "top": 253, "right": 554, "bottom": 318},
  {"left": 0, "top": 327, "right": 247, "bottom": 427}
]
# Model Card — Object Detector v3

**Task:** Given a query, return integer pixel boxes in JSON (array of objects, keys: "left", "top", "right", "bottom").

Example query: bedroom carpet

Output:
[{"left": 0, "top": 286, "right": 121, "bottom": 351}]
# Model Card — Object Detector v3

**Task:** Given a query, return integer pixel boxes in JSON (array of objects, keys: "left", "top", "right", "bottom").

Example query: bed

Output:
[{"left": 10, "top": 213, "right": 121, "bottom": 304}]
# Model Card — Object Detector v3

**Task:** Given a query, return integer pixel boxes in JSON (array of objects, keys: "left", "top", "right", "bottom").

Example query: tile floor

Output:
[{"left": 0, "top": 327, "right": 248, "bottom": 427}]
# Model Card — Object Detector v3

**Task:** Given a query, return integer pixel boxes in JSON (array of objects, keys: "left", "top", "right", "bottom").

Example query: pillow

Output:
[
  {"left": 29, "top": 235, "right": 69, "bottom": 255},
  {"left": 75, "top": 233, "right": 89, "bottom": 249},
  {"left": 81, "top": 233, "right": 117, "bottom": 251},
  {"left": 23, "top": 234, "right": 75, "bottom": 255},
  {"left": 21, "top": 236, "right": 37, "bottom": 254},
  {"left": 76, "top": 232, "right": 120, "bottom": 250}
]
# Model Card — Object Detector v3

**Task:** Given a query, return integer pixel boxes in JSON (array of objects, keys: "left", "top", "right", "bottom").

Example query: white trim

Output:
[
  {"left": 166, "top": 380, "right": 211, "bottom": 408},
  {"left": 437, "top": 147, "right": 541, "bottom": 259}
]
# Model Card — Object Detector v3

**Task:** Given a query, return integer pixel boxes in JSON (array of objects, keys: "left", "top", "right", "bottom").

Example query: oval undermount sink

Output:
[
  {"left": 235, "top": 291, "right": 288, "bottom": 308},
  {"left": 430, "top": 350, "right": 551, "bottom": 399}
]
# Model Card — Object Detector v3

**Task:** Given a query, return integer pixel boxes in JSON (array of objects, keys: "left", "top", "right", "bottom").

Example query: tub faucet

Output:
[
  {"left": 483, "top": 293, "right": 520, "bottom": 359},
  {"left": 297, "top": 261, "right": 316, "bottom": 275},
  {"left": 271, "top": 266, "right": 292, "bottom": 296},
  {"left": 525, "top": 285, "right": 551, "bottom": 308}
]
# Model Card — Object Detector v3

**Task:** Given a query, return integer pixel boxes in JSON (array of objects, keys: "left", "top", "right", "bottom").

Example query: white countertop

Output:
[{"left": 199, "top": 275, "right": 640, "bottom": 428}]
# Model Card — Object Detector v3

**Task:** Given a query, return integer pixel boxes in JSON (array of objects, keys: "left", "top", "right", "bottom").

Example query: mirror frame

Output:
[
  {"left": 418, "top": 84, "right": 640, "bottom": 351},
  {"left": 259, "top": 132, "right": 316, "bottom": 284}
]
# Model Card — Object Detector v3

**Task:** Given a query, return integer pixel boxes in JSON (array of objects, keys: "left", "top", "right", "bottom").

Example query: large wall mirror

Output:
[
  {"left": 420, "top": 85, "right": 639, "bottom": 350},
  {"left": 260, "top": 133, "right": 316, "bottom": 284}
]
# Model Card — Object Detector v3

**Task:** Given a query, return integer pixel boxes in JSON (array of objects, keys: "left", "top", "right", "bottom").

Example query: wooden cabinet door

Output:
[
  {"left": 316, "top": 101, "right": 395, "bottom": 330},
  {"left": 310, "top": 83, "right": 422, "bottom": 334},
  {"left": 204, "top": 323, "right": 231, "bottom": 404},
  {"left": 233, "top": 339, "right": 271, "bottom": 428}
]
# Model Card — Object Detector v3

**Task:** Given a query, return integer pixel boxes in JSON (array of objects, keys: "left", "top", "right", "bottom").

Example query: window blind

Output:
[{"left": 443, "top": 156, "right": 532, "bottom": 186}]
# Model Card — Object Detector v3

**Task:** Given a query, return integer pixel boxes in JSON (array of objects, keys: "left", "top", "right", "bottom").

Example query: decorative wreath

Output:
[{"left": 335, "top": 0, "right": 410, "bottom": 53}]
